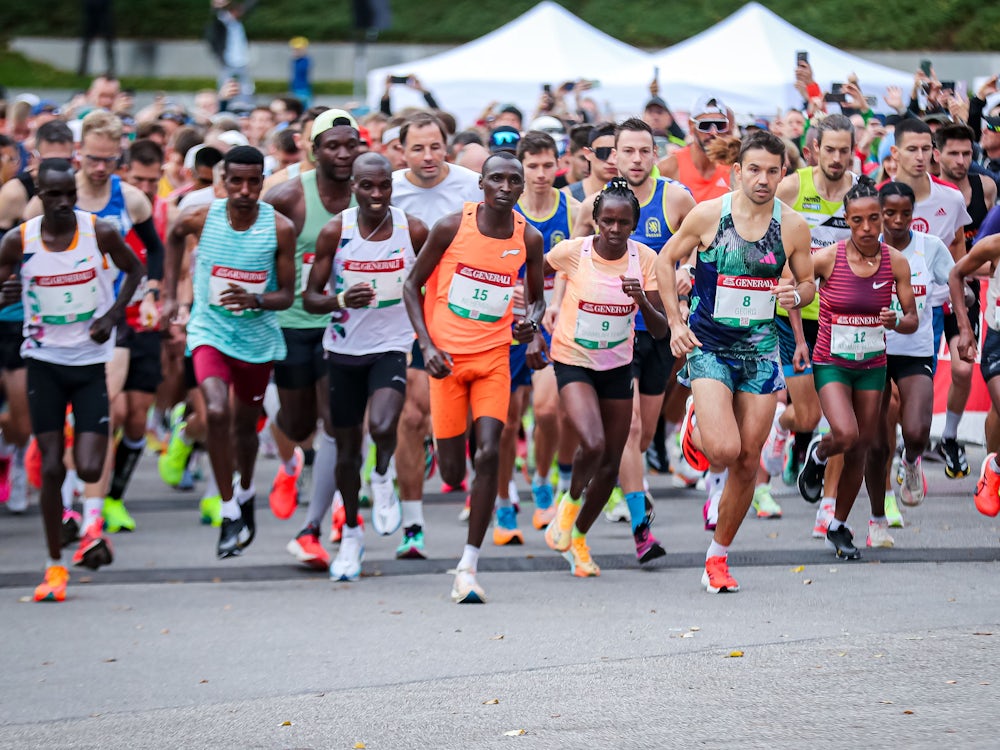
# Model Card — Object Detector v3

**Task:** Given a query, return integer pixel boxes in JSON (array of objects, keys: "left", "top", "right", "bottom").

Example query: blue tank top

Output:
[{"left": 631, "top": 178, "right": 682, "bottom": 332}]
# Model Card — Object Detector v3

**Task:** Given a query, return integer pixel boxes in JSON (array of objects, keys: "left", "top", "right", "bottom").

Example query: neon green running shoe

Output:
[
  {"left": 102, "top": 497, "right": 136, "bottom": 533},
  {"left": 199, "top": 495, "right": 222, "bottom": 527},
  {"left": 603, "top": 486, "right": 629, "bottom": 523},
  {"left": 883, "top": 491, "right": 904, "bottom": 528},
  {"left": 159, "top": 423, "right": 194, "bottom": 487},
  {"left": 751, "top": 484, "right": 782, "bottom": 519}
]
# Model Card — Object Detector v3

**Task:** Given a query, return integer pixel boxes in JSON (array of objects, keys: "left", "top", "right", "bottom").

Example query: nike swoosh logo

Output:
[
  {"left": 501, "top": 249, "right": 521, "bottom": 258},
  {"left": 873, "top": 281, "right": 889, "bottom": 289}
]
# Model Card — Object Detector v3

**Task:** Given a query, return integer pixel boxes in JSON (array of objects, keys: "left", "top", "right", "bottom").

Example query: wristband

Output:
[
  {"left": 792, "top": 289, "right": 802, "bottom": 308},
  {"left": 337, "top": 291, "right": 347, "bottom": 309},
  {"left": 253, "top": 293, "right": 264, "bottom": 310}
]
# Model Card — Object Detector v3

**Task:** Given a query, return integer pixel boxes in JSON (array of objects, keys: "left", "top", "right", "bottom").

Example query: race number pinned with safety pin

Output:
[
  {"left": 30, "top": 269, "right": 99, "bottom": 324},
  {"left": 209, "top": 265, "right": 268, "bottom": 317},
  {"left": 574, "top": 300, "right": 634, "bottom": 350},
  {"left": 447, "top": 263, "right": 513, "bottom": 322},
  {"left": 714, "top": 275, "right": 775, "bottom": 327},
  {"left": 341, "top": 257, "right": 407, "bottom": 308},
  {"left": 830, "top": 314, "right": 885, "bottom": 361}
]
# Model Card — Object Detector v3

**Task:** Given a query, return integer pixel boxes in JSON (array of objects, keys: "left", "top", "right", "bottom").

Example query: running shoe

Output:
[
  {"left": 751, "top": 484, "right": 782, "bottom": 519},
  {"left": 177, "top": 468, "right": 195, "bottom": 491},
  {"left": 669, "top": 433, "right": 702, "bottom": 488},
  {"left": 796, "top": 434, "right": 825, "bottom": 504},
  {"left": 199, "top": 495, "right": 222, "bottom": 527},
  {"left": 330, "top": 503, "right": 365, "bottom": 544},
  {"left": 370, "top": 470, "right": 402, "bottom": 536},
  {"left": 782, "top": 438, "right": 802, "bottom": 487},
  {"left": 645, "top": 442, "right": 669, "bottom": 474},
  {"left": 61, "top": 509, "right": 81, "bottom": 547},
  {"left": 826, "top": 525, "right": 861, "bottom": 560},
  {"left": 33, "top": 565, "right": 69, "bottom": 602},
  {"left": 0, "top": 453, "right": 11, "bottom": 503},
  {"left": 423, "top": 436, "right": 437, "bottom": 480},
  {"left": 531, "top": 481, "right": 556, "bottom": 530},
  {"left": 102, "top": 497, "right": 136, "bottom": 533},
  {"left": 240, "top": 495, "right": 256, "bottom": 548},
  {"left": 703, "top": 476, "right": 724, "bottom": 531},
  {"left": 812, "top": 498, "right": 835, "bottom": 538},
  {"left": 6, "top": 459, "right": 27, "bottom": 514},
  {"left": 72, "top": 518, "right": 113, "bottom": 570},
  {"left": 217, "top": 515, "right": 251, "bottom": 559},
  {"left": 457, "top": 494, "right": 471, "bottom": 523},
  {"left": 443, "top": 479, "right": 468, "bottom": 494},
  {"left": 884, "top": 491, "right": 904, "bottom": 528},
  {"left": 564, "top": 536, "right": 600, "bottom": 577},
  {"left": 935, "top": 438, "right": 970, "bottom": 479},
  {"left": 760, "top": 422, "right": 790, "bottom": 477},
  {"left": 897, "top": 456, "right": 926, "bottom": 507},
  {"left": 330, "top": 534, "right": 364, "bottom": 581},
  {"left": 974, "top": 453, "right": 1000, "bottom": 517},
  {"left": 866, "top": 519, "right": 895, "bottom": 548},
  {"left": 451, "top": 567, "right": 486, "bottom": 604},
  {"left": 680, "top": 396, "right": 710, "bottom": 472},
  {"left": 633, "top": 514, "right": 666, "bottom": 564},
  {"left": 702, "top": 555, "right": 740, "bottom": 593},
  {"left": 158, "top": 419, "right": 194, "bottom": 487},
  {"left": 269, "top": 446, "right": 303, "bottom": 520},
  {"left": 603, "top": 486, "right": 630, "bottom": 523},
  {"left": 395, "top": 524, "right": 426, "bottom": 559},
  {"left": 492, "top": 506, "right": 524, "bottom": 546},
  {"left": 545, "top": 492, "right": 581, "bottom": 553},
  {"left": 286, "top": 525, "right": 330, "bottom": 570}
]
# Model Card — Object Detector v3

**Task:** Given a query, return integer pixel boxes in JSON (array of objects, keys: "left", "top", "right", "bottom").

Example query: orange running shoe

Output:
[
  {"left": 286, "top": 525, "right": 330, "bottom": 570},
  {"left": 544, "top": 492, "right": 581, "bottom": 553},
  {"left": 492, "top": 506, "right": 524, "bottom": 546},
  {"left": 681, "top": 396, "right": 710, "bottom": 473},
  {"left": 702, "top": 555, "right": 740, "bottom": 593},
  {"left": 565, "top": 536, "right": 600, "bottom": 577},
  {"left": 330, "top": 502, "right": 365, "bottom": 544},
  {"left": 974, "top": 453, "right": 1000, "bottom": 517},
  {"left": 33, "top": 565, "right": 69, "bottom": 602},
  {"left": 269, "top": 447, "right": 303, "bottom": 519}
]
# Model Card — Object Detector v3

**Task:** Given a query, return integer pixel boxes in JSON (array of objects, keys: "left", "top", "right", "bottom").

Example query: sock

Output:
[
  {"left": 282, "top": 452, "right": 300, "bottom": 475},
  {"left": 625, "top": 491, "right": 646, "bottom": 532},
  {"left": 942, "top": 410, "right": 961, "bottom": 441},
  {"left": 109, "top": 435, "right": 145, "bottom": 500},
  {"left": 828, "top": 518, "right": 845, "bottom": 532},
  {"left": 401, "top": 500, "right": 424, "bottom": 528},
  {"left": 46, "top": 555, "right": 65, "bottom": 569},
  {"left": 201, "top": 471, "right": 219, "bottom": 500},
  {"left": 235, "top": 482, "right": 255, "bottom": 504},
  {"left": 557, "top": 463, "right": 572, "bottom": 494},
  {"left": 870, "top": 515, "right": 887, "bottom": 523},
  {"left": 817, "top": 416, "right": 830, "bottom": 433},
  {"left": 371, "top": 467, "right": 389, "bottom": 484},
  {"left": 565, "top": 493, "right": 582, "bottom": 506},
  {"left": 458, "top": 544, "right": 479, "bottom": 572},
  {"left": 342, "top": 523, "right": 363, "bottom": 539},
  {"left": 82, "top": 497, "right": 104, "bottom": 528},
  {"left": 706, "top": 540, "right": 728, "bottom": 559},
  {"left": 495, "top": 494, "right": 512, "bottom": 509},
  {"left": 991, "top": 456, "right": 1000, "bottom": 474},
  {"left": 149, "top": 406, "right": 165, "bottom": 432},
  {"left": 305, "top": 433, "right": 338, "bottom": 529},
  {"left": 812, "top": 441, "right": 828, "bottom": 465},
  {"left": 820, "top": 496, "right": 836, "bottom": 512},
  {"left": 571, "top": 523, "right": 585, "bottom": 540},
  {"left": 221, "top": 498, "right": 241, "bottom": 521},
  {"left": 61, "top": 469, "right": 79, "bottom": 511},
  {"left": 532, "top": 471, "right": 547, "bottom": 488}
]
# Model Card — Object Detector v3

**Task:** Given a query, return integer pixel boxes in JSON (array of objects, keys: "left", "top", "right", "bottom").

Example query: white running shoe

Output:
[
  {"left": 812, "top": 498, "right": 835, "bottom": 539},
  {"left": 898, "top": 456, "right": 926, "bottom": 507},
  {"left": 866, "top": 518, "right": 895, "bottom": 548},
  {"left": 330, "top": 533, "right": 365, "bottom": 581},
  {"left": 370, "top": 470, "right": 402, "bottom": 536},
  {"left": 761, "top": 422, "right": 790, "bottom": 477},
  {"left": 451, "top": 567, "right": 486, "bottom": 603}
]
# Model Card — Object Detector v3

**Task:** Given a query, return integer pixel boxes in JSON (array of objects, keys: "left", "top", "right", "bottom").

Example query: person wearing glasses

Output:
[
  {"left": 659, "top": 96, "right": 734, "bottom": 204},
  {"left": 0, "top": 136, "right": 19, "bottom": 188},
  {"left": 566, "top": 122, "right": 618, "bottom": 203}
]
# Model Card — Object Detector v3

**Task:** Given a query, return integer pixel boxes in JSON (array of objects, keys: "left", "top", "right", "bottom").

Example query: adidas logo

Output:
[
  {"left": 760, "top": 251, "right": 777, "bottom": 264},
  {"left": 717, "top": 178, "right": 728, "bottom": 187},
  {"left": 935, "top": 207, "right": 947, "bottom": 216}
]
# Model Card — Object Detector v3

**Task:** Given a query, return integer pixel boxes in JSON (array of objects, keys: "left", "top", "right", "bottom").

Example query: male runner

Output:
[
  {"left": 304, "top": 153, "right": 427, "bottom": 579},
  {"left": 163, "top": 146, "right": 296, "bottom": 559},
  {"left": 659, "top": 96, "right": 732, "bottom": 203},
  {"left": 658, "top": 131, "right": 815, "bottom": 593},
  {"left": 0, "top": 158, "right": 142, "bottom": 601},
  {"left": 566, "top": 123, "right": 617, "bottom": 202},
  {"left": 404, "top": 153, "right": 545, "bottom": 603}
]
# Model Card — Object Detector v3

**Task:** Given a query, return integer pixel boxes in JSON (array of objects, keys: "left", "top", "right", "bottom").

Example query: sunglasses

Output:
[
  {"left": 694, "top": 118, "right": 730, "bottom": 134},
  {"left": 492, "top": 131, "right": 520, "bottom": 145},
  {"left": 589, "top": 146, "right": 613, "bottom": 161}
]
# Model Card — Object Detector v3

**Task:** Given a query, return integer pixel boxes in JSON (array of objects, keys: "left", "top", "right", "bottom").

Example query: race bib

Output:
[
  {"left": 890, "top": 283, "right": 925, "bottom": 317},
  {"left": 574, "top": 300, "right": 634, "bottom": 349},
  {"left": 209, "top": 265, "right": 267, "bottom": 317},
  {"left": 30, "top": 268, "right": 99, "bottom": 324},
  {"left": 300, "top": 252, "right": 315, "bottom": 294},
  {"left": 447, "top": 263, "right": 513, "bottom": 322},
  {"left": 544, "top": 274, "right": 556, "bottom": 306},
  {"left": 341, "top": 258, "right": 407, "bottom": 308},
  {"left": 830, "top": 314, "right": 885, "bottom": 361},
  {"left": 714, "top": 275, "right": 775, "bottom": 327}
]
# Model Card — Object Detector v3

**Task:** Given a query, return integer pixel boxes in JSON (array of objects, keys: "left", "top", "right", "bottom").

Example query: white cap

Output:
[
  {"left": 528, "top": 115, "right": 565, "bottom": 134},
  {"left": 216, "top": 130, "right": 250, "bottom": 148},
  {"left": 690, "top": 95, "right": 728, "bottom": 119},
  {"left": 183, "top": 144, "right": 206, "bottom": 171}
]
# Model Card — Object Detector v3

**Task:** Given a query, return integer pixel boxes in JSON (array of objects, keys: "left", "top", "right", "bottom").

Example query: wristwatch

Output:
[{"left": 252, "top": 293, "right": 264, "bottom": 310}]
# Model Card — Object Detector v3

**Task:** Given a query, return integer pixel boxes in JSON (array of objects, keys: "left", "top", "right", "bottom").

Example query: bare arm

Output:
[
  {"left": 162, "top": 205, "right": 208, "bottom": 323},
  {"left": 521, "top": 226, "right": 549, "bottom": 369},
  {"left": 0, "top": 179, "right": 28, "bottom": 232},
  {"left": 92, "top": 220, "right": 143, "bottom": 343},
  {"left": 886, "top": 249, "right": 918, "bottom": 335},
  {"left": 0, "top": 229, "right": 24, "bottom": 308},
  {"left": 570, "top": 194, "right": 596, "bottom": 238}
]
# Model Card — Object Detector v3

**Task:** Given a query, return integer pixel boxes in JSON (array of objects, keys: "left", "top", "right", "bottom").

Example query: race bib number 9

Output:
[
  {"left": 830, "top": 314, "right": 885, "bottom": 361},
  {"left": 30, "top": 268, "right": 100, "bottom": 324},
  {"left": 574, "top": 300, "right": 633, "bottom": 349},
  {"left": 714, "top": 275, "right": 775, "bottom": 327},
  {"left": 341, "top": 258, "right": 407, "bottom": 308},
  {"left": 447, "top": 263, "right": 513, "bottom": 322},
  {"left": 209, "top": 265, "right": 267, "bottom": 317}
]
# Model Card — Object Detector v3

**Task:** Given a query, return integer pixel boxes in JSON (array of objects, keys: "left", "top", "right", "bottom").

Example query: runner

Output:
[
  {"left": 303, "top": 152, "right": 427, "bottom": 580},
  {"left": 543, "top": 177, "right": 667, "bottom": 575},
  {"left": 403, "top": 153, "right": 545, "bottom": 603},
  {"left": 162, "top": 145, "right": 296, "bottom": 559},
  {"left": 0, "top": 158, "right": 143, "bottom": 601},
  {"left": 796, "top": 180, "right": 918, "bottom": 559},
  {"left": 566, "top": 123, "right": 617, "bottom": 202},
  {"left": 657, "top": 130, "right": 815, "bottom": 592}
]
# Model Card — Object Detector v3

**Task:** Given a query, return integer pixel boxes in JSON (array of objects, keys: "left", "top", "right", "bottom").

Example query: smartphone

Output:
[
  {"left": 796, "top": 50, "right": 808, "bottom": 65},
  {"left": 389, "top": 74, "right": 410, "bottom": 84},
  {"left": 939, "top": 80, "right": 956, "bottom": 92},
  {"left": 825, "top": 84, "right": 847, "bottom": 104},
  {"left": 653, "top": 66, "right": 659, "bottom": 81},
  {"left": 543, "top": 83, "right": 551, "bottom": 94},
  {"left": 920, "top": 59, "right": 932, "bottom": 77},
  {"left": 564, "top": 81, "right": 576, "bottom": 91}
]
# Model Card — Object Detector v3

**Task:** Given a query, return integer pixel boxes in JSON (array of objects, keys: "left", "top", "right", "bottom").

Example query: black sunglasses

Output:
[
  {"left": 694, "top": 118, "right": 730, "bottom": 134},
  {"left": 590, "top": 146, "right": 613, "bottom": 160}
]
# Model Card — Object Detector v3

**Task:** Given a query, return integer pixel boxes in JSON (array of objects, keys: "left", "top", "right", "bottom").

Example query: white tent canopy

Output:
[
  {"left": 607, "top": 2, "right": 914, "bottom": 116},
  {"left": 366, "top": 1, "right": 654, "bottom": 129}
]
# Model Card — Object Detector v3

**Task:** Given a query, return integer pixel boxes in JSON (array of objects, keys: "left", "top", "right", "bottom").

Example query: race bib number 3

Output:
[
  {"left": 830, "top": 314, "right": 885, "bottom": 361},
  {"left": 574, "top": 300, "right": 633, "bottom": 349},
  {"left": 30, "top": 268, "right": 100, "bottom": 324},
  {"left": 714, "top": 275, "right": 775, "bottom": 327},
  {"left": 341, "top": 257, "right": 407, "bottom": 308},
  {"left": 209, "top": 265, "right": 267, "bottom": 317},
  {"left": 447, "top": 263, "right": 513, "bottom": 322}
]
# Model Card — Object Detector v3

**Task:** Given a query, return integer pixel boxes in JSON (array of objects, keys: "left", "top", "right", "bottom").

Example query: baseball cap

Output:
[
  {"left": 216, "top": 130, "right": 250, "bottom": 148},
  {"left": 528, "top": 115, "right": 565, "bottom": 134},
  {"left": 644, "top": 96, "right": 669, "bottom": 111},
  {"left": 311, "top": 108, "right": 359, "bottom": 140},
  {"left": 31, "top": 100, "right": 60, "bottom": 117},
  {"left": 983, "top": 116, "right": 1000, "bottom": 133},
  {"left": 489, "top": 126, "right": 521, "bottom": 154},
  {"left": 691, "top": 95, "right": 728, "bottom": 120},
  {"left": 922, "top": 112, "right": 952, "bottom": 125}
]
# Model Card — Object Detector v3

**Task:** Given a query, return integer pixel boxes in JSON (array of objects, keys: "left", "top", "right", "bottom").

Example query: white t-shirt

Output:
[
  {"left": 885, "top": 231, "right": 953, "bottom": 356},
  {"left": 911, "top": 175, "right": 971, "bottom": 247},
  {"left": 391, "top": 164, "right": 483, "bottom": 230}
]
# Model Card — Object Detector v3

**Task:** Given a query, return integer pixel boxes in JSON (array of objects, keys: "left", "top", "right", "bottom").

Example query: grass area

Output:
[{"left": 0, "top": 0, "right": 998, "bottom": 49}]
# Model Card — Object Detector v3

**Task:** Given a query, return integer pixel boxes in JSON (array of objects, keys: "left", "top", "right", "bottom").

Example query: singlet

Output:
[
  {"left": 121, "top": 195, "right": 170, "bottom": 332},
  {"left": 569, "top": 181, "right": 586, "bottom": 202},
  {"left": 423, "top": 202, "right": 527, "bottom": 355},
  {"left": 186, "top": 198, "right": 286, "bottom": 364},
  {"left": 324, "top": 206, "right": 415, "bottom": 357},
  {"left": 277, "top": 169, "right": 355, "bottom": 330},
  {"left": 19, "top": 210, "right": 117, "bottom": 366},
  {"left": 885, "top": 231, "right": 952, "bottom": 357},
  {"left": 547, "top": 236, "right": 649, "bottom": 371},
  {"left": 965, "top": 174, "right": 990, "bottom": 250},
  {"left": 89, "top": 175, "right": 133, "bottom": 238},
  {"left": 813, "top": 241, "right": 893, "bottom": 370},
  {"left": 631, "top": 178, "right": 682, "bottom": 332},
  {"left": 688, "top": 193, "right": 785, "bottom": 361},
  {"left": 515, "top": 188, "right": 571, "bottom": 305},
  {"left": 674, "top": 146, "right": 730, "bottom": 204}
]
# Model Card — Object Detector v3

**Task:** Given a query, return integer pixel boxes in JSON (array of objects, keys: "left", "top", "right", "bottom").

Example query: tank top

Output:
[
  {"left": 423, "top": 202, "right": 527, "bottom": 355},
  {"left": 674, "top": 146, "right": 730, "bottom": 204},
  {"left": 885, "top": 231, "right": 942, "bottom": 357},
  {"left": 186, "top": 198, "right": 286, "bottom": 364},
  {"left": 515, "top": 188, "right": 571, "bottom": 305},
  {"left": 813, "top": 240, "right": 893, "bottom": 369},
  {"left": 569, "top": 181, "right": 586, "bottom": 202},
  {"left": 277, "top": 169, "right": 356, "bottom": 330},
  {"left": 121, "top": 195, "right": 169, "bottom": 332},
  {"left": 324, "top": 206, "right": 415, "bottom": 356},
  {"left": 89, "top": 175, "right": 133, "bottom": 238},
  {"left": 551, "top": 236, "right": 642, "bottom": 371},
  {"left": 688, "top": 193, "right": 785, "bottom": 360},
  {"left": 632, "top": 178, "right": 682, "bottom": 332},
  {"left": 19, "top": 210, "right": 117, "bottom": 366}
]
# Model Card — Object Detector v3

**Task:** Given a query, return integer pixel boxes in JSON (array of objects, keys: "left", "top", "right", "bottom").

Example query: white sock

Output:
[
  {"left": 495, "top": 494, "right": 512, "bottom": 509},
  {"left": 707, "top": 470, "right": 727, "bottom": 494},
  {"left": 46, "top": 555, "right": 64, "bottom": 569},
  {"left": 706, "top": 540, "right": 728, "bottom": 559},
  {"left": 773, "top": 402, "right": 788, "bottom": 433},
  {"left": 371, "top": 468, "right": 390, "bottom": 484},
  {"left": 870, "top": 515, "right": 887, "bottom": 523},
  {"left": 82, "top": 497, "right": 104, "bottom": 528},
  {"left": 202, "top": 471, "right": 219, "bottom": 501},
  {"left": 401, "top": 500, "right": 424, "bottom": 527},
  {"left": 342, "top": 523, "right": 363, "bottom": 540},
  {"left": 282, "top": 452, "right": 299, "bottom": 475},
  {"left": 61, "top": 469, "right": 79, "bottom": 510},
  {"left": 990, "top": 456, "right": 1000, "bottom": 474},
  {"left": 221, "top": 498, "right": 241, "bottom": 521},
  {"left": 942, "top": 410, "right": 962, "bottom": 440},
  {"left": 458, "top": 544, "right": 480, "bottom": 572},
  {"left": 533, "top": 471, "right": 548, "bottom": 488},
  {"left": 235, "top": 482, "right": 255, "bottom": 504},
  {"left": 828, "top": 518, "right": 845, "bottom": 531},
  {"left": 812, "top": 442, "right": 828, "bottom": 465},
  {"left": 821, "top": 496, "right": 836, "bottom": 510}
]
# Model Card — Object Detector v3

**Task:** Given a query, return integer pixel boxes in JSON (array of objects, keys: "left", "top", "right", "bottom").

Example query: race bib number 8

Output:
[
  {"left": 830, "top": 314, "right": 885, "bottom": 361},
  {"left": 30, "top": 269, "right": 100, "bottom": 324},
  {"left": 209, "top": 265, "right": 268, "bottom": 317},
  {"left": 447, "top": 263, "right": 513, "bottom": 322},
  {"left": 574, "top": 300, "right": 634, "bottom": 349},
  {"left": 341, "top": 258, "right": 407, "bottom": 308},
  {"left": 714, "top": 275, "right": 775, "bottom": 327}
]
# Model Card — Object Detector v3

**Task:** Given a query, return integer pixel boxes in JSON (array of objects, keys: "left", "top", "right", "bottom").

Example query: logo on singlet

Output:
[
  {"left": 500, "top": 248, "right": 521, "bottom": 258},
  {"left": 645, "top": 217, "right": 662, "bottom": 238},
  {"left": 912, "top": 218, "right": 930, "bottom": 233},
  {"left": 550, "top": 231, "right": 566, "bottom": 246}
]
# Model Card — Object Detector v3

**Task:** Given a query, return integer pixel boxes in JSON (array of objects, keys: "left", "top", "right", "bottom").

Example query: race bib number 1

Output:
[
  {"left": 447, "top": 263, "right": 513, "bottom": 322},
  {"left": 30, "top": 268, "right": 100, "bottom": 324},
  {"left": 714, "top": 275, "right": 775, "bottom": 327},
  {"left": 830, "top": 314, "right": 885, "bottom": 361},
  {"left": 341, "top": 258, "right": 407, "bottom": 308},
  {"left": 209, "top": 265, "right": 267, "bottom": 317}
]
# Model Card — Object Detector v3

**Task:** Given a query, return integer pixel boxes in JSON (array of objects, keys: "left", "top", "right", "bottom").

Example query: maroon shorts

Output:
[{"left": 192, "top": 345, "right": 272, "bottom": 406}]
